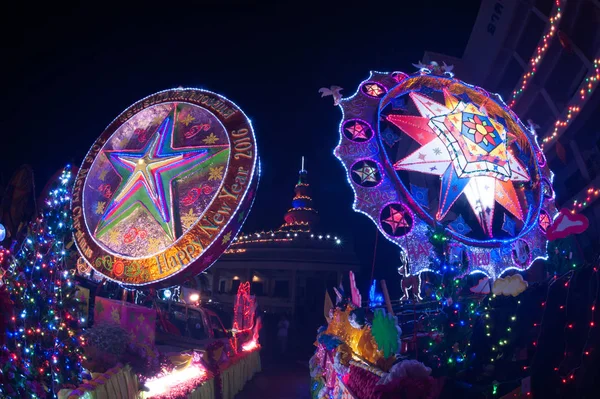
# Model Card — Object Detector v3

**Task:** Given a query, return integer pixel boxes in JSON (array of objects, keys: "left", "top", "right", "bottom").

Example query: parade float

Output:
[
  {"left": 314, "top": 63, "right": 596, "bottom": 398},
  {"left": 0, "top": 88, "right": 261, "bottom": 399}
]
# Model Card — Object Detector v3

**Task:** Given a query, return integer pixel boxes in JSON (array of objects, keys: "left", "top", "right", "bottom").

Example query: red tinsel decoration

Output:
[
  {"left": 345, "top": 364, "right": 383, "bottom": 399},
  {"left": 0, "top": 285, "right": 13, "bottom": 346}
]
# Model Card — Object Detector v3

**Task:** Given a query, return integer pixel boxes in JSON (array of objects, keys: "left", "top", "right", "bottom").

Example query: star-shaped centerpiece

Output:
[
  {"left": 385, "top": 89, "right": 531, "bottom": 237},
  {"left": 382, "top": 205, "right": 410, "bottom": 235},
  {"left": 352, "top": 161, "right": 380, "bottom": 185},
  {"left": 97, "top": 106, "right": 228, "bottom": 243}
]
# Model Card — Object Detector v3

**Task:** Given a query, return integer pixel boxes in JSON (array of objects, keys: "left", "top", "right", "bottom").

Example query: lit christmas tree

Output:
[{"left": 0, "top": 166, "right": 84, "bottom": 398}]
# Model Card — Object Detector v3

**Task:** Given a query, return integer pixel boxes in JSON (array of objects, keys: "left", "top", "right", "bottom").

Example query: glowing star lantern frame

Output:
[
  {"left": 73, "top": 88, "right": 258, "bottom": 287},
  {"left": 333, "top": 71, "right": 557, "bottom": 279}
]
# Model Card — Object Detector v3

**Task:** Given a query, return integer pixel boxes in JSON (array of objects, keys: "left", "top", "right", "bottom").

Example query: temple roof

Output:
[{"left": 281, "top": 156, "right": 319, "bottom": 231}]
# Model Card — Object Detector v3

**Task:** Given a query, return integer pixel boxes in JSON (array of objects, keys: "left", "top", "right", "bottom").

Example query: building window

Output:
[
  {"left": 497, "top": 58, "right": 524, "bottom": 99},
  {"left": 251, "top": 282, "right": 264, "bottom": 296},
  {"left": 546, "top": 50, "right": 585, "bottom": 111},
  {"left": 219, "top": 280, "right": 226, "bottom": 293},
  {"left": 231, "top": 279, "right": 241, "bottom": 294},
  {"left": 273, "top": 280, "right": 290, "bottom": 298},
  {"left": 516, "top": 14, "right": 546, "bottom": 62},
  {"left": 535, "top": 0, "right": 555, "bottom": 17},
  {"left": 523, "top": 93, "right": 555, "bottom": 134},
  {"left": 569, "top": 2, "right": 600, "bottom": 61},
  {"left": 564, "top": 169, "right": 588, "bottom": 203}
]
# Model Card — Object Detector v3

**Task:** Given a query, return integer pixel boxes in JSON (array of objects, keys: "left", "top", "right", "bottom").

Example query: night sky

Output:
[{"left": 2, "top": 1, "right": 482, "bottom": 293}]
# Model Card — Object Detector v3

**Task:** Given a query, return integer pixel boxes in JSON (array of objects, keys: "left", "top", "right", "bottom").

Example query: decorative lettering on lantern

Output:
[
  {"left": 184, "top": 123, "right": 211, "bottom": 139},
  {"left": 232, "top": 129, "right": 254, "bottom": 160},
  {"left": 358, "top": 189, "right": 396, "bottom": 208},
  {"left": 335, "top": 141, "right": 380, "bottom": 158},
  {"left": 117, "top": 91, "right": 238, "bottom": 124},
  {"left": 467, "top": 251, "right": 491, "bottom": 267},
  {"left": 406, "top": 242, "right": 433, "bottom": 261}
]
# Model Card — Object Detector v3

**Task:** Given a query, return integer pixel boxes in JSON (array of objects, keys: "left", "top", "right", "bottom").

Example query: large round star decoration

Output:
[
  {"left": 331, "top": 67, "right": 557, "bottom": 280},
  {"left": 72, "top": 88, "right": 259, "bottom": 287}
]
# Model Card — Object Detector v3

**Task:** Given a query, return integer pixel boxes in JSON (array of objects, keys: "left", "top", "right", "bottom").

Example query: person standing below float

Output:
[{"left": 277, "top": 314, "right": 289, "bottom": 355}]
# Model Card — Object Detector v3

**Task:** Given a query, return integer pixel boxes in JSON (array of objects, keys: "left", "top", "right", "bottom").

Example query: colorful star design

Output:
[
  {"left": 203, "top": 133, "right": 219, "bottom": 144},
  {"left": 464, "top": 114, "right": 497, "bottom": 147},
  {"left": 410, "top": 184, "right": 429, "bottom": 209},
  {"left": 382, "top": 206, "right": 409, "bottom": 234},
  {"left": 381, "top": 127, "right": 400, "bottom": 147},
  {"left": 146, "top": 237, "right": 162, "bottom": 253},
  {"left": 111, "top": 307, "right": 121, "bottom": 324},
  {"left": 364, "top": 84, "right": 384, "bottom": 97},
  {"left": 180, "top": 113, "right": 195, "bottom": 126},
  {"left": 97, "top": 107, "right": 229, "bottom": 242},
  {"left": 107, "top": 229, "right": 120, "bottom": 245},
  {"left": 181, "top": 208, "right": 198, "bottom": 229},
  {"left": 353, "top": 162, "right": 379, "bottom": 184},
  {"left": 388, "top": 90, "right": 530, "bottom": 237},
  {"left": 222, "top": 231, "right": 232, "bottom": 245},
  {"left": 208, "top": 166, "right": 224, "bottom": 181},
  {"left": 502, "top": 214, "right": 516, "bottom": 236},
  {"left": 391, "top": 97, "right": 407, "bottom": 110},
  {"left": 94, "top": 201, "right": 106, "bottom": 215},
  {"left": 151, "top": 115, "right": 164, "bottom": 126},
  {"left": 539, "top": 211, "right": 551, "bottom": 232},
  {"left": 345, "top": 122, "right": 370, "bottom": 140},
  {"left": 449, "top": 214, "right": 472, "bottom": 235}
]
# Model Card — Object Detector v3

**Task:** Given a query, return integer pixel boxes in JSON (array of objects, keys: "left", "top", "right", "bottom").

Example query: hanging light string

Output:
[
  {"left": 508, "top": 0, "right": 564, "bottom": 108},
  {"left": 557, "top": 264, "right": 598, "bottom": 385},
  {"left": 541, "top": 58, "right": 600, "bottom": 150}
]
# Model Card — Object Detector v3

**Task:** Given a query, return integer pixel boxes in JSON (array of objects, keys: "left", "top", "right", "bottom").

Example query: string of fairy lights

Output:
[
  {"left": 231, "top": 229, "right": 342, "bottom": 246},
  {"left": 508, "top": 0, "right": 563, "bottom": 108},
  {"left": 570, "top": 185, "right": 600, "bottom": 214},
  {"left": 541, "top": 58, "right": 600, "bottom": 150},
  {"left": 411, "top": 262, "right": 598, "bottom": 396}
]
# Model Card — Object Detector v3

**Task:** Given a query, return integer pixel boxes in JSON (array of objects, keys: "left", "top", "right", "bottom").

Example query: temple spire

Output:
[{"left": 281, "top": 158, "right": 319, "bottom": 231}]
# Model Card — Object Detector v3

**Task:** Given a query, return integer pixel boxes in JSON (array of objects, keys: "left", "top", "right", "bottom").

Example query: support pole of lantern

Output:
[{"left": 380, "top": 280, "right": 394, "bottom": 315}]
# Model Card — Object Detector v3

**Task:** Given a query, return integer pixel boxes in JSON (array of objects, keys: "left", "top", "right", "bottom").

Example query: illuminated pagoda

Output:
[
  {"left": 205, "top": 158, "right": 358, "bottom": 320},
  {"left": 280, "top": 157, "right": 319, "bottom": 232}
]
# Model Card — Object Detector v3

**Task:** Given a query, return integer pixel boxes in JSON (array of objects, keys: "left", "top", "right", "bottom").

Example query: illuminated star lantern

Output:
[
  {"left": 388, "top": 90, "right": 530, "bottom": 236},
  {"left": 98, "top": 109, "right": 226, "bottom": 241},
  {"left": 332, "top": 70, "right": 557, "bottom": 280},
  {"left": 345, "top": 121, "right": 371, "bottom": 141},
  {"left": 382, "top": 205, "right": 409, "bottom": 234},
  {"left": 353, "top": 162, "right": 379, "bottom": 184}
]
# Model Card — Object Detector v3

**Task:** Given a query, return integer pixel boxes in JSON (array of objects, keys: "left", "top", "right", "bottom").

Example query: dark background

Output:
[{"left": 1, "top": 0, "right": 482, "bottom": 292}]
